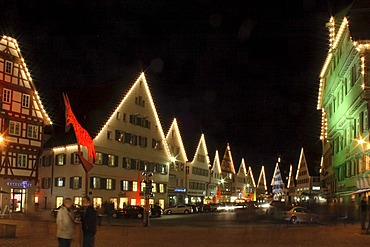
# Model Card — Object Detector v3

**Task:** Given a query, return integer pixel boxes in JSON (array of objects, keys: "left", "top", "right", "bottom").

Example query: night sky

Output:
[{"left": 0, "top": 0, "right": 354, "bottom": 177}]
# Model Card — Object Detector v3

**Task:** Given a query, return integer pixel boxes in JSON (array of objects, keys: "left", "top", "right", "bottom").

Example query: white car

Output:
[{"left": 164, "top": 205, "right": 193, "bottom": 215}]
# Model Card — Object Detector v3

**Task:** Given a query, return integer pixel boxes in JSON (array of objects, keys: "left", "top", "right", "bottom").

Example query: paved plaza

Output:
[{"left": 1, "top": 216, "right": 370, "bottom": 247}]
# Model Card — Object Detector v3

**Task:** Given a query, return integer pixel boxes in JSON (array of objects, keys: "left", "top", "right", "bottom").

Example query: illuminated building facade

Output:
[
  {"left": 246, "top": 166, "right": 256, "bottom": 202},
  {"left": 210, "top": 150, "right": 221, "bottom": 202},
  {"left": 219, "top": 144, "right": 236, "bottom": 202},
  {"left": 234, "top": 159, "right": 248, "bottom": 202},
  {"left": 295, "top": 148, "right": 320, "bottom": 203},
  {"left": 318, "top": 3, "right": 370, "bottom": 218},
  {"left": 185, "top": 134, "right": 211, "bottom": 205},
  {"left": 165, "top": 119, "right": 188, "bottom": 206},
  {"left": 39, "top": 73, "right": 170, "bottom": 209},
  {"left": 0, "top": 36, "right": 51, "bottom": 213},
  {"left": 271, "top": 163, "right": 285, "bottom": 201},
  {"left": 256, "top": 166, "right": 268, "bottom": 202}
]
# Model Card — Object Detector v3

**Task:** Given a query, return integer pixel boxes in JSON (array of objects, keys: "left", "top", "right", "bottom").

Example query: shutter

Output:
[
  {"left": 48, "top": 155, "right": 52, "bottom": 166},
  {"left": 144, "top": 137, "right": 147, "bottom": 147},
  {"left": 47, "top": 178, "right": 51, "bottom": 189},
  {"left": 90, "top": 177, "right": 94, "bottom": 189},
  {"left": 134, "top": 135, "right": 138, "bottom": 145},
  {"left": 112, "top": 179, "right": 116, "bottom": 190},
  {"left": 63, "top": 154, "right": 66, "bottom": 165},
  {"left": 54, "top": 178, "right": 58, "bottom": 187},
  {"left": 69, "top": 177, "right": 73, "bottom": 189},
  {"left": 124, "top": 132, "right": 131, "bottom": 143},
  {"left": 103, "top": 154, "right": 108, "bottom": 165},
  {"left": 131, "top": 159, "right": 136, "bottom": 170},
  {"left": 114, "top": 156, "right": 118, "bottom": 167},
  {"left": 101, "top": 178, "right": 107, "bottom": 190},
  {"left": 55, "top": 155, "right": 58, "bottom": 166},
  {"left": 115, "top": 130, "right": 120, "bottom": 141},
  {"left": 41, "top": 178, "right": 45, "bottom": 189},
  {"left": 129, "top": 181, "right": 133, "bottom": 191},
  {"left": 62, "top": 177, "right": 66, "bottom": 187},
  {"left": 70, "top": 153, "right": 74, "bottom": 165},
  {"left": 78, "top": 177, "right": 82, "bottom": 189}
]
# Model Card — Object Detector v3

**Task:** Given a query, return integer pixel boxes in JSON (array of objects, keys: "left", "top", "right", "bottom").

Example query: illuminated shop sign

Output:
[
  {"left": 7, "top": 181, "right": 33, "bottom": 188},
  {"left": 174, "top": 188, "right": 186, "bottom": 193}
]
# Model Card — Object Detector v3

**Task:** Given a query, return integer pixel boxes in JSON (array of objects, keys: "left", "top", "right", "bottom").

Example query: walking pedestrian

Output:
[
  {"left": 56, "top": 198, "right": 75, "bottom": 247},
  {"left": 81, "top": 196, "right": 97, "bottom": 247},
  {"left": 360, "top": 195, "right": 368, "bottom": 231}
]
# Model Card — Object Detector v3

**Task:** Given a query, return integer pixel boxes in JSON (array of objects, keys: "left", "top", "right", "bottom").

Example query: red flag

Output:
[
  {"left": 63, "top": 93, "right": 96, "bottom": 172},
  {"left": 136, "top": 170, "right": 141, "bottom": 205},
  {"left": 217, "top": 185, "right": 221, "bottom": 199}
]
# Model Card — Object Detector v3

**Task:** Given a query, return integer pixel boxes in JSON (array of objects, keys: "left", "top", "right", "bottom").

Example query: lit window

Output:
[
  {"left": 132, "top": 181, "right": 138, "bottom": 192},
  {"left": 159, "top": 184, "right": 165, "bottom": 193},
  {"left": 106, "top": 178, "right": 112, "bottom": 190},
  {"left": 122, "top": 180, "right": 129, "bottom": 191},
  {"left": 74, "top": 197, "right": 82, "bottom": 206},
  {"left": 71, "top": 177, "right": 81, "bottom": 189},
  {"left": 141, "top": 181, "right": 145, "bottom": 192},
  {"left": 17, "top": 154, "right": 27, "bottom": 168},
  {"left": 95, "top": 152, "right": 103, "bottom": 165},
  {"left": 152, "top": 183, "right": 156, "bottom": 193},
  {"left": 108, "top": 154, "right": 116, "bottom": 167},
  {"left": 5, "top": 61, "right": 12, "bottom": 74},
  {"left": 22, "top": 94, "right": 30, "bottom": 108},
  {"left": 27, "top": 125, "right": 38, "bottom": 139},
  {"left": 72, "top": 153, "right": 81, "bottom": 164},
  {"left": 9, "top": 121, "right": 21, "bottom": 136},
  {"left": 56, "top": 154, "right": 65, "bottom": 166},
  {"left": 3, "top": 89, "right": 11, "bottom": 103},
  {"left": 92, "top": 177, "right": 100, "bottom": 189},
  {"left": 55, "top": 177, "right": 65, "bottom": 187}
]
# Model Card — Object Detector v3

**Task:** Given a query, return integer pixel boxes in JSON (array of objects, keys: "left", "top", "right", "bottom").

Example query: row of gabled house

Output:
[{"left": 0, "top": 34, "right": 323, "bottom": 214}]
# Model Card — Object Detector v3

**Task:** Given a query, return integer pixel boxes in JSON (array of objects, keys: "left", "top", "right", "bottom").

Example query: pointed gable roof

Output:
[
  {"left": 257, "top": 166, "right": 267, "bottom": 191},
  {"left": 237, "top": 158, "right": 247, "bottom": 177},
  {"left": 296, "top": 147, "right": 309, "bottom": 179},
  {"left": 165, "top": 118, "right": 188, "bottom": 162},
  {"left": 0, "top": 35, "right": 52, "bottom": 125},
  {"left": 271, "top": 163, "right": 283, "bottom": 186},
  {"left": 246, "top": 166, "right": 256, "bottom": 188},
  {"left": 191, "top": 134, "right": 211, "bottom": 167},
  {"left": 220, "top": 143, "right": 236, "bottom": 174},
  {"left": 287, "top": 164, "right": 295, "bottom": 189},
  {"left": 211, "top": 150, "right": 221, "bottom": 174}
]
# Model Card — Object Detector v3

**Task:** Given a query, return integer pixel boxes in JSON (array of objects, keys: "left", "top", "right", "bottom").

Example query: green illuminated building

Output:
[{"left": 318, "top": 2, "right": 370, "bottom": 218}]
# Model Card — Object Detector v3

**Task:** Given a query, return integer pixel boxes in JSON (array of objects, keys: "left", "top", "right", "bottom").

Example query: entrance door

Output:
[{"left": 11, "top": 189, "right": 26, "bottom": 213}]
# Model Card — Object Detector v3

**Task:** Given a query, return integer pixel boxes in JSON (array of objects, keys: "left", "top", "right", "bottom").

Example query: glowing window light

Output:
[{"left": 1, "top": 36, "right": 52, "bottom": 125}]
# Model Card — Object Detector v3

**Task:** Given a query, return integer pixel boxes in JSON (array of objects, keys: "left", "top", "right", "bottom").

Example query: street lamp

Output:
[{"left": 142, "top": 172, "right": 153, "bottom": 227}]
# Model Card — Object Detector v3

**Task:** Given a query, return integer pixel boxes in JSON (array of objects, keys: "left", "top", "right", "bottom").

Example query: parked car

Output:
[
  {"left": 164, "top": 205, "right": 193, "bottom": 215},
  {"left": 51, "top": 204, "right": 82, "bottom": 218},
  {"left": 284, "top": 206, "right": 320, "bottom": 224},
  {"left": 112, "top": 206, "right": 144, "bottom": 219},
  {"left": 150, "top": 204, "right": 163, "bottom": 217}
]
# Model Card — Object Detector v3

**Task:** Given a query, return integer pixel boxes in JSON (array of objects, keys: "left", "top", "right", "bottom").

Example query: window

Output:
[
  {"left": 122, "top": 180, "right": 129, "bottom": 191},
  {"left": 70, "top": 177, "right": 82, "bottom": 189},
  {"left": 71, "top": 153, "right": 81, "bottom": 164},
  {"left": 41, "top": 178, "right": 51, "bottom": 189},
  {"left": 3, "top": 89, "right": 11, "bottom": 103},
  {"left": 107, "top": 131, "right": 112, "bottom": 140},
  {"left": 132, "top": 181, "right": 138, "bottom": 192},
  {"left": 197, "top": 154, "right": 205, "bottom": 163},
  {"left": 159, "top": 184, "right": 165, "bottom": 193},
  {"left": 106, "top": 178, "right": 113, "bottom": 190},
  {"left": 56, "top": 154, "right": 66, "bottom": 166},
  {"left": 27, "top": 125, "right": 38, "bottom": 139},
  {"left": 116, "top": 112, "right": 121, "bottom": 120},
  {"left": 151, "top": 183, "right": 157, "bottom": 193},
  {"left": 5, "top": 61, "right": 12, "bottom": 74},
  {"left": 17, "top": 154, "right": 27, "bottom": 168},
  {"left": 135, "top": 96, "right": 145, "bottom": 107},
  {"left": 22, "top": 94, "right": 30, "bottom": 108},
  {"left": 95, "top": 152, "right": 103, "bottom": 165},
  {"left": 9, "top": 121, "right": 21, "bottom": 136},
  {"left": 139, "top": 136, "right": 147, "bottom": 148},
  {"left": 91, "top": 177, "right": 101, "bottom": 189},
  {"left": 55, "top": 177, "right": 65, "bottom": 187},
  {"left": 74, "top": 197, "right": 82, "bottom": 206},
  {"left": 108, "top": 154, "right": 117, "bottom": 167}
]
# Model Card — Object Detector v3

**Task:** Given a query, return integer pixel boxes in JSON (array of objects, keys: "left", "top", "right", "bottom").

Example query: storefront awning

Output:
[{"left": 352, "top": 188, "right": 370, "bottom": 194}]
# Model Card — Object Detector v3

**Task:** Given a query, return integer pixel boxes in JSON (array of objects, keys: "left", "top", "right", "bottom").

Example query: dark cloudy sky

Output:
[{"left": 0, "top": 0, "right": 354, "bottom": 177}]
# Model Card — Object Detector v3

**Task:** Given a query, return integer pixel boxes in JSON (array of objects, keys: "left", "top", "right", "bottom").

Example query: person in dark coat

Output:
[{"left": 81, "top": 196, "right": 97, "bottom": 247}]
